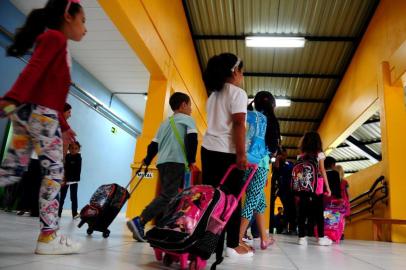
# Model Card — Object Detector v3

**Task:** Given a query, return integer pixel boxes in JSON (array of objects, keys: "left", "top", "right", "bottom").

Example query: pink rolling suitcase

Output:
[
  {"left": 146, "top": 164, "right": 258, "bottom": 270},
  {"left": 324, "top": 199, "right": 347, "bottom": 243}
]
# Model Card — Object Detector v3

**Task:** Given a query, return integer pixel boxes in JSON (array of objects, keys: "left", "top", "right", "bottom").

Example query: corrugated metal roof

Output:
[
  {"left": 328, "top": 113, "right": 382, "bottom": 173},
  {"left": 183, "top": 0, "right": 380, "bottom": 170},
  {"left": 366, "top": 143, "right": 382, "bottom": 155},
  {"left": 282, "top": 137, "right": 300, "bottom": 147},
  {"left": 338, "top": 160, "right": 376, "bottom": 172},
  {"left": 244, "top": 77, "right": 337, "bottom": 99},
  {"left": 287, "top": 149, "right": 299, "bottom": 159},
  {"left": 329, "top": 147, "right": 366, "bottom": 160},
  {"left": 279, "top": 121, "right": 317, "bottom": 135},
  {"left": 197, "top": 40, "right": 353, "bottom": 74},
  {"left": 352, "top": 122, "right": 381, "bottom": 141},
  {"left": 185, "top": 0, "right": 377, "bottom": 37},
  {"left": 276, "top": 103, "right": 325, "bottom": 119}
]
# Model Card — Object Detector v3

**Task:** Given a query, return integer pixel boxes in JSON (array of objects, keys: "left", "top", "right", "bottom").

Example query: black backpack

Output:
[{"left": 291, "top": 155, "right": 319, "bottom": 193}]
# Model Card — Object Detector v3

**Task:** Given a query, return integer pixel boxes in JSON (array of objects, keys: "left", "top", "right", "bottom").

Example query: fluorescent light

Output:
[
  {"left": 246, "top": 36, "right": 305, "bottom": 48},
  {"left": 248, "top": 97, "right": 291, "bottom": 107},
  {"left": 276, "top": 98, "right": 291, "bottom": 107}
]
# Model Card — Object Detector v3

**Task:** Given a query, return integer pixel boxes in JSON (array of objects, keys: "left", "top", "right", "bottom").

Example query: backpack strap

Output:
[{"left": 169, "top": 116, "right": 189, "bottom": 171}]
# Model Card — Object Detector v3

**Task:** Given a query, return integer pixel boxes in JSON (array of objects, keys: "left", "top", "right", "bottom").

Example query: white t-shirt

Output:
[
  {"left": 317, "top": 152, "right": 326, "bottom": 162},
  {"left": 202, "top": 83, "right": 248, "bottom": 154}
]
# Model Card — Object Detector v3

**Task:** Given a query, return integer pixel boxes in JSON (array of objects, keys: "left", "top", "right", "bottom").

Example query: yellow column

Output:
[
  {"left": 99, "top": 0, "right": 208, "bottom": 219},
  {"left": 127, "top": 79, "right": 170, "bottom": 218},
  {"left": 378, "top": 62, "right": 406, "bottom": 242}
]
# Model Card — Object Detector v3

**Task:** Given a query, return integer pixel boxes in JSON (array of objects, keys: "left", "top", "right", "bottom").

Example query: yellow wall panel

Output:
[
  {"left": 318, "top": 0, "right": 406, "bottom": 148},
  {"left": 318, "top": 0, "right": 406, "bottom": 242}
]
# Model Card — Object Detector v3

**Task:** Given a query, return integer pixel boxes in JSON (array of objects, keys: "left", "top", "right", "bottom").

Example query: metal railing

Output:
[
  {"left": 0, "top": 25, "right": 140, "bottom": 138},
  {"left": 349, "top": 176, "right": 388, "bottom": 218}
]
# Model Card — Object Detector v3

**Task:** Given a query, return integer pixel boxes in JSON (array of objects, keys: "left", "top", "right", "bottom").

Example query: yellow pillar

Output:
[
  {"left": 126, "top": 79, "right": 170, "bottom": 218},
  {"left": 378, "top": 62, "right": 406, "bottom": 242},
  {"left": 98, "top": 0, "right": 208, "bottom": 219}
]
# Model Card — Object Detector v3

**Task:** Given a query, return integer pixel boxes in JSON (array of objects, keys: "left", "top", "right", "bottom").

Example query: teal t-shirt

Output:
[{"left": 154, "top": 113, "right": 197, "bottom": 165}]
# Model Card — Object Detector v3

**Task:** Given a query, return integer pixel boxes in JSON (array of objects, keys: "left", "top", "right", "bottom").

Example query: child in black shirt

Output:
[{"left": 59, "top": 141, "right": 82, "bottom": 218}]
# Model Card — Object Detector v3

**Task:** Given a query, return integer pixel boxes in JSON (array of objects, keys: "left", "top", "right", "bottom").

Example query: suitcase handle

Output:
[
  {"left": 126, "top": 163, "right": 149, "bottom": 195},
  {"left": 218, "top": 163, "right": 258, "bottom": 201}
]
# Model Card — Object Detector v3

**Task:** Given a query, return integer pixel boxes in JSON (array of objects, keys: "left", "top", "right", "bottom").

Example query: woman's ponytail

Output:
[{"left": 7, "top": 8, "right": 48, "bottom": 57}]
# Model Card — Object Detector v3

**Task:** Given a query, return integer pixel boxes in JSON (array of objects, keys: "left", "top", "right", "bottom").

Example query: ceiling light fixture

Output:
[
  {"left": 275, "top": 98, "right": 291, "bottom": 107},
  {"left": 248, "top": 97, "right": 291, "bottom": 107},
  {"left": 245, "top": 36, "right": 305, "bottom": 48}
]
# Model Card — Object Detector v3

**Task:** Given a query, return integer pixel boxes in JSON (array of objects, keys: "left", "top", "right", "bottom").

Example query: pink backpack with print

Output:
[{"left": 146, "top": 164, "right": 257, "bottom": 260}]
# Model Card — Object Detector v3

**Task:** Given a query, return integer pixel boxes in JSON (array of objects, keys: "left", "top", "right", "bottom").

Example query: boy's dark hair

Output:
[
  {"left": 169, "top": 92, "right": 190, "bottom": 111},
  {"left": 64, "top": 103, "right": 72, "bottom": 112},
  {"left": 7, "top": 0, "right": 82, "bottom": 57},
  {"left": 324, "top": 156, "right": 337, "bottom": 169},
  {"left": 299, "top": 131, "right": 323, "bottom": 155},
  {"left": 70, "top": 140, "right": 81, "bottom": 148},
  {"left": 203, "top": 53, "right": 243, "bottom": 93}
]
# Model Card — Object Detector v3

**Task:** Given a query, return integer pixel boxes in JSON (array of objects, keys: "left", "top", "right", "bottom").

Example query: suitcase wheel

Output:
[
  {"left": 163, "top": 254, "right": 173, "bottom": 267},
  {"left": 154, "top": 249, "right": 163, "bottom": 261},
  {"left": 189, "top": 257, "right": 206, "bottom": 270},
  {"left": 87, "top": 228, "right": 93, "bottom": 235},
  {"left": 179, "top": 255, "right": 188, "bottom": 270},
  {"left": 102, "top": 229, "right": 110, "bottom": 238}
]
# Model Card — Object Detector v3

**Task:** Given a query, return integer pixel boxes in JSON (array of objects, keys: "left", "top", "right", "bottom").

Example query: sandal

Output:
[
  {"left": 260, "top": 237, "right": 275, "bottom": 250},
  {"left": 239, "top": 241, "right": 255, "bottom": 252}
]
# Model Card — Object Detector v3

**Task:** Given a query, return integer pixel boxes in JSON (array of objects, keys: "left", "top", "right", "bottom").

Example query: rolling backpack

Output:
[
  {"left": 246, "top": 110, "right": 269, "bottom": 164},
  {"left": 146, "top": 164, "right": 258, "bottom": 270},
  {"left": 291, "top": 154, "right": 319, "bottom": 193}
]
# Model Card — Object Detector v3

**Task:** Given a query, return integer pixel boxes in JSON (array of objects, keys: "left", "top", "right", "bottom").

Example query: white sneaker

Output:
[
  {"left": 253, "top": 237, "right": 260, "bottom": 249},
  {"left": 225, "top": 247, "right": 253, "bottom": 258},
  {"left": 242, "top": 237, "right": 253, "bottom": 245},
  {"left": 35, "top": 232, "right": 81, "bottom": 255},
  {"left": 318, "top": 236, "right": 333, "bottom": 246},
  {"left": 298, "top": 237, "right": 308, "bottom": 246}
]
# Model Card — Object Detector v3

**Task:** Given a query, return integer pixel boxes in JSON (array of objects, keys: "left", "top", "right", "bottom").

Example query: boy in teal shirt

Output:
[{"left": 127, "top": 92, "right": 198, "bottom": 242}]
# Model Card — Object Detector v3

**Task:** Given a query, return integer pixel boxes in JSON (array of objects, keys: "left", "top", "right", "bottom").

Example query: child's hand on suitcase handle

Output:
[
  {"left": 142, "top": 158, "right": 150, "bottom": 166},
  {"left": 188, "top": 163, "right": 198, "bottom": 172},
  {"left": 236, "top": 153, "right": 248, "bottom": 170}
]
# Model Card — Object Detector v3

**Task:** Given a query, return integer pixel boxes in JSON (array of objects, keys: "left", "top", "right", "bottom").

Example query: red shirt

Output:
[{"left": 5, "top": 29, "right": 71, "bottom": 131}]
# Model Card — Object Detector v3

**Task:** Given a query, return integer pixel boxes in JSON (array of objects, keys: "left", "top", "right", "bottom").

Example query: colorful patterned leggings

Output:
[
  {"left": 0, "top": 104, "right": 63, "bottom": 232},
  {"left": 241, "top": 167, "right": 269, "bottom": 220}
]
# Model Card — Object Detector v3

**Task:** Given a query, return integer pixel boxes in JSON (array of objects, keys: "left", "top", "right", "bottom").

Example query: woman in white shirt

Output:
[{"left": 201, "top": 53, "right": 252, "bottom": 260}]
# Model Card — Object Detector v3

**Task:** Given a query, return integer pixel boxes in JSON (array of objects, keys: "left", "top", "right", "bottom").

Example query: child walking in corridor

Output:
[
  {"left": 59, "top": 141, "right": 82, "bottom": 219},
  {"left": 293, "top": 131, "right": 332, "bottom": 246},
  {"left": 127, "top": 92, "right": 198, "bottom": 242},
  {"left": 0, "top": 0, "right": 86, "bottom": 254}
]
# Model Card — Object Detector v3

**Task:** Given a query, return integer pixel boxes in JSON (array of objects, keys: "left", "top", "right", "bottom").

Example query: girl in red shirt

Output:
[{"left": 0, "top": 0, "right": 86, "bottom": 255}]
